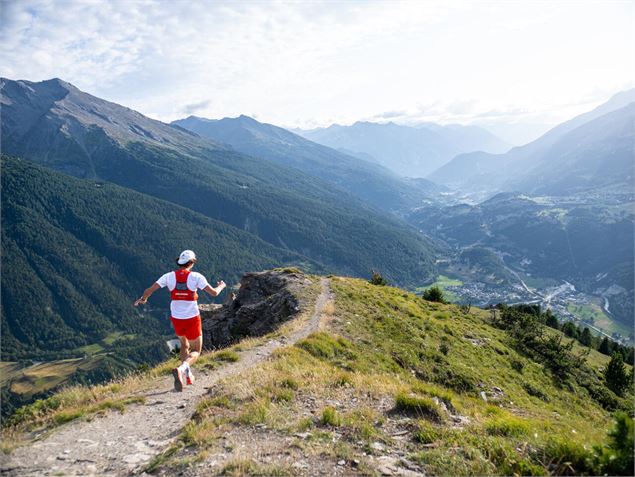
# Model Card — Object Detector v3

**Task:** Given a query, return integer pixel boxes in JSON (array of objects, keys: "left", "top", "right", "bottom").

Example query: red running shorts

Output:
[{"left": 170, "top": 315, "right": 202, "bottom": 340}]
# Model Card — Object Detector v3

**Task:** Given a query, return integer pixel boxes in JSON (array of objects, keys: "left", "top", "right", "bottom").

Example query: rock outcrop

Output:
[{"left": 200, "top": 269, "right": 311, "bottom": 348}]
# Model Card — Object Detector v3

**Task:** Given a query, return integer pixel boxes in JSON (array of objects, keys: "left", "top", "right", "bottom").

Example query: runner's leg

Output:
[
  {"left": 178, "top": 335, "right": 190, "bottom": 362},
  {"left": 185, "top": 336, "right": 202, "bottom": 366}
]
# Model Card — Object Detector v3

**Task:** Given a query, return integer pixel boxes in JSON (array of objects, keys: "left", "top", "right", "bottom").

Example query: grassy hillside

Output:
[
  {"left": 165, "top": 277, "right": 631, "bottom": 475},
  {"left": 8, "top": 273, "right": 631, "bottom": 475}
]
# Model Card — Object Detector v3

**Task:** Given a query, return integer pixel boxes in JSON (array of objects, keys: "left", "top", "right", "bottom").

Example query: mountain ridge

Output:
[
  {"left": 171, "top": 114, "right": 443, "bottom": 212},
  {"left": 296, "top": 120, "right": 510, "bottom": 177},
  {"left": 429, "top": 89, "right": 635, "bottom": 195},
  {"left": 1, "top": 78, "right": 439, "bottom": 290}
]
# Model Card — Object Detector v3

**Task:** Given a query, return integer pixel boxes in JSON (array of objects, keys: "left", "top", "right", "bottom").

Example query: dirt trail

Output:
[{"left": 1, "top": 278, "right": 332, "bottom": 477}]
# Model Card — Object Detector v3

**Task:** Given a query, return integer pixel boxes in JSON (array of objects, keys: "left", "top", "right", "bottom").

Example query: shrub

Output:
[
  {"left": 321, "top": 406, "right": 341, "bottom": 426},
  {"left": 604, "top": 352, "right": 631, "bottom": 396},
  {"left": 543, "top": 437, "right": 596, "bottom": 476},
  {"left": 595, "top": 412, "right": 635, "bottom": 476},
  {"left": 215, "top": 350, "right": 240, "bottom": 362},
  {"left": 280, "top": 378, "right": 298, "bottom": 390},
  {"left": 523, "top": 382, "right": 550, "bottom": 402},
  {"left": 432, "top": 367, "right": 478, "bottom": 394},
  {"left": 369, "top": 270, "right": 388, "bottom": 286},
  {"left": 413, "top": 421, "right": 443, "bottom": 444},
  {"left": 485, "top": 415, "right": 530, "bottom": 437},
  {"left": 395, "top": 393, "right": 443, "bottom": 421},
  {"left": 510, "top": 359, "right": 524, "bottom": 373},
  {"left": 238, "top": 398, "right": 269, "bottom": 425},
  {"left": 53, "top": 409, "right": 84, "bottom": 425},
  {"left": 422, "top": 286, "right": 446, "bottom": 303}
]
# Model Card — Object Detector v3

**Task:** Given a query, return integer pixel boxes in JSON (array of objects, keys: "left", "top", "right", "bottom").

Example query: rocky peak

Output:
[{"left": 200, "top": 269, "right": 311, "bottom": 348}]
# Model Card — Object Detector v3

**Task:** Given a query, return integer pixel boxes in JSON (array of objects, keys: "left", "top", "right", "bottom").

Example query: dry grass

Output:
[{"left": 163, "top": 276, "right": 628, "bottom": 477}]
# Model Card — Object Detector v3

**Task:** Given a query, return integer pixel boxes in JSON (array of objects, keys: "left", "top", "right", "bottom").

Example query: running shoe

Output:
[
  {"left": 172, "top": 367, "right": 184, "bottom": 392},
  {"left": 186, "top": 367, "right": 195, "bottom": 385}
]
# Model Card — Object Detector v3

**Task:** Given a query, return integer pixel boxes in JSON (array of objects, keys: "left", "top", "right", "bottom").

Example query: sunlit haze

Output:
[{"left": 1, "top": 0, "right": 633, "bottom": 143}]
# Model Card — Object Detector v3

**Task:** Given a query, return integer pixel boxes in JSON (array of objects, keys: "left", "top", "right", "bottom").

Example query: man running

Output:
[{"left": 133, "top": 250, "right": 226, "bottom": 391}]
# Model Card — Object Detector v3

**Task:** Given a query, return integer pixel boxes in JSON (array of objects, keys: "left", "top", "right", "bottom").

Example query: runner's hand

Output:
[
  {"left": 217, "top": 280, "right": 226, "bottom": 289},
  {"left": 133, "top": 297, "right": 147, "bottom": 306}
]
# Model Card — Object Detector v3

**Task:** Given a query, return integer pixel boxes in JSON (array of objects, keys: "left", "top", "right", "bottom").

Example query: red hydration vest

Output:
[{"left": 170, "top": 269, "right": 198, "bottom": 301}]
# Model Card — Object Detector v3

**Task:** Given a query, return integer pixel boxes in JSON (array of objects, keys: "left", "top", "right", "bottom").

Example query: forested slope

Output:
[{"left": 1, "top": 156, "right": 311, "bottom": 359}]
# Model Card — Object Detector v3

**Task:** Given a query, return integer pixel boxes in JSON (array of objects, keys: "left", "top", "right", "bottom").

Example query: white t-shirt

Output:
[{"left": 156, "top": 271, "right": 210, "bottom": 319}]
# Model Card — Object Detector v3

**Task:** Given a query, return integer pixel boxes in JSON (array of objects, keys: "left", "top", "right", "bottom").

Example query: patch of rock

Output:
[{"left": 200, "top": 270, "right": 310, "bottom": 348}]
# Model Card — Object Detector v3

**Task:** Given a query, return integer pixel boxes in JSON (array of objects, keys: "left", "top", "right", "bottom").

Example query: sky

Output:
[{"left": 1, "top": 0, "right": 633, "bottom": 144}]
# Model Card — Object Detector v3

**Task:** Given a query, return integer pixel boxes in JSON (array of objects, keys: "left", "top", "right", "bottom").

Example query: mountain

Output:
[
  {"left": 171, "top": 115, "right": 438, "bottom": 212},
  {"left": 408, "top": 192, "right": 634, "bottom": 329},
  {"left": 414, "top": 122, "right": 511, "bottom": 153},
  {"left": 297, "top": 121, "right": 509, "bottom": 177},
  {"left": 0, "top": 78, "right": 438, "bottom": 290},
  {"left": 1, "top": 155, "right": 313, "bottom": 360},
  {"left": 0, "top": 78, "right": 225, "bottom": 177},
  {"left": 429, "top": 89, "right": 635, "bottom": 195}
]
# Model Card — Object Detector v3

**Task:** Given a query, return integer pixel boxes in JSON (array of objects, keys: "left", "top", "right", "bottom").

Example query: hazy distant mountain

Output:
[
  {"left": 296, "top": 121, "right": 509, "bottom": 177},
  {"left": 171, "top": 115, "right": 441, "bottom": 212},
  {"left": 429, "top": 89, "right": 635, "bottom": 195},
  {"left": 474, "top": 122, "right": 554, "bottom": 147},
  {"left": 0, "top": 78, "right": 438, "bottom": 288},
  {"left": 413, "top": 122, "right": 511, "bottom": 153}
]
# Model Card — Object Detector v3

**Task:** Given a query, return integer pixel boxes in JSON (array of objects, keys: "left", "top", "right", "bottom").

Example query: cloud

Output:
[
  {"left": 182, "top": 99, "right": 212, "bottom": 116},
  {"left": 1, "top": 0, "right": 633, "bottom": 128}
]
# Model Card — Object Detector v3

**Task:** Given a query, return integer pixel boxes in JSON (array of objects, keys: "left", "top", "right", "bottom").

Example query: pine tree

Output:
[
  {"left": 599, "top": 337, "right": 611, "bottom": 355},
  {"left": 604, "top": 352, "right": 631, "bottom": 396},
  {"left": 561, "top": 321, "right": 579, "bottom": 339},
  {"left": 545, "top": 309, "right": 559, "bottom": 329},
  {"left": 580, "top": 327, "right": 592, "bottom": 346}
]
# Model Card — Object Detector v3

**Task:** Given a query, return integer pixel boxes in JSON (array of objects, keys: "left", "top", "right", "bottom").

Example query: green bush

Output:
[
  {"left": 510, "top": 359, "right": 524, "bottom": 373},
  {"left": 395, "top": 393, "right": 443, "bottom": 421},
  {"left": 369, "top": 270, "right": 388, "bottom": 286},
  {"left": 422, "top": 286, "right": 446, "bottom": 303},
  {"left": 431, "top": 366, "right": 478, "bottom": 394},
  {"left": 485, "top": 415, "right": 530, "bottom": 437},
  {"left": 595, "top": 412, "right": 634, "bottom": 476},
  {"left": 543, "top": 437, "right": 596, "bottom": 476},
  {"left": 604, "top": 352, "right": 631, "bottom": 396},
  {"left": 413, "top": 421, "right": 443, "bottom": 444},
  {"left": 321, "top": 406, "right": 341, "bottom": 426},
  {"left": 522, "top": 382, "right": 550, "bottom": 402}
]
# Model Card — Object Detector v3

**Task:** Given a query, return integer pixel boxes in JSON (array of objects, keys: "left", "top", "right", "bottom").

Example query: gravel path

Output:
[{"left": 1, "top": 278, "right": 331, "bottom": 477}]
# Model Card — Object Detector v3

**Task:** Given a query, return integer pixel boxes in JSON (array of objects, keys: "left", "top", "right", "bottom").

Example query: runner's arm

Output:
[
  {"left": 203, "top": 281, "right": 226, "bottom": 297},
  {"left": 134, "top": 282, "right": 161, "bottom": 306}
]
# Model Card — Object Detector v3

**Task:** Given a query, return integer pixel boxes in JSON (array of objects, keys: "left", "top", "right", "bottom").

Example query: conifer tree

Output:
[
  {"left": 604, "top": 352, "right": 631, "bottom": 396},
  {"left": 545, "top": 309, "right": 559, "bottom": 329},
  {"left": 580, "top": 327, "right": 592, "bottom": 346},
  {"left": 599, "top": 337, "right": 611, "bottom": 355}
]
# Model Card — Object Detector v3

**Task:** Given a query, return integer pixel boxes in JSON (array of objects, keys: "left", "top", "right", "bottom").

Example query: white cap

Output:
[{"left": 177, "top": 250, "right": 197, "bottom": 265}]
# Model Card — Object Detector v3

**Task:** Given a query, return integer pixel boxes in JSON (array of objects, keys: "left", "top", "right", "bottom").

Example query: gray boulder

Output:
[{"left": 200, "top": 269, "right": 310, "bottom": 348}]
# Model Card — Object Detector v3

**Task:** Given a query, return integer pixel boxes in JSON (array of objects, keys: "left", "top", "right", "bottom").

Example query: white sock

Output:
[{"left": 178, "top": 362, "right": 189, "bottom": 373}]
